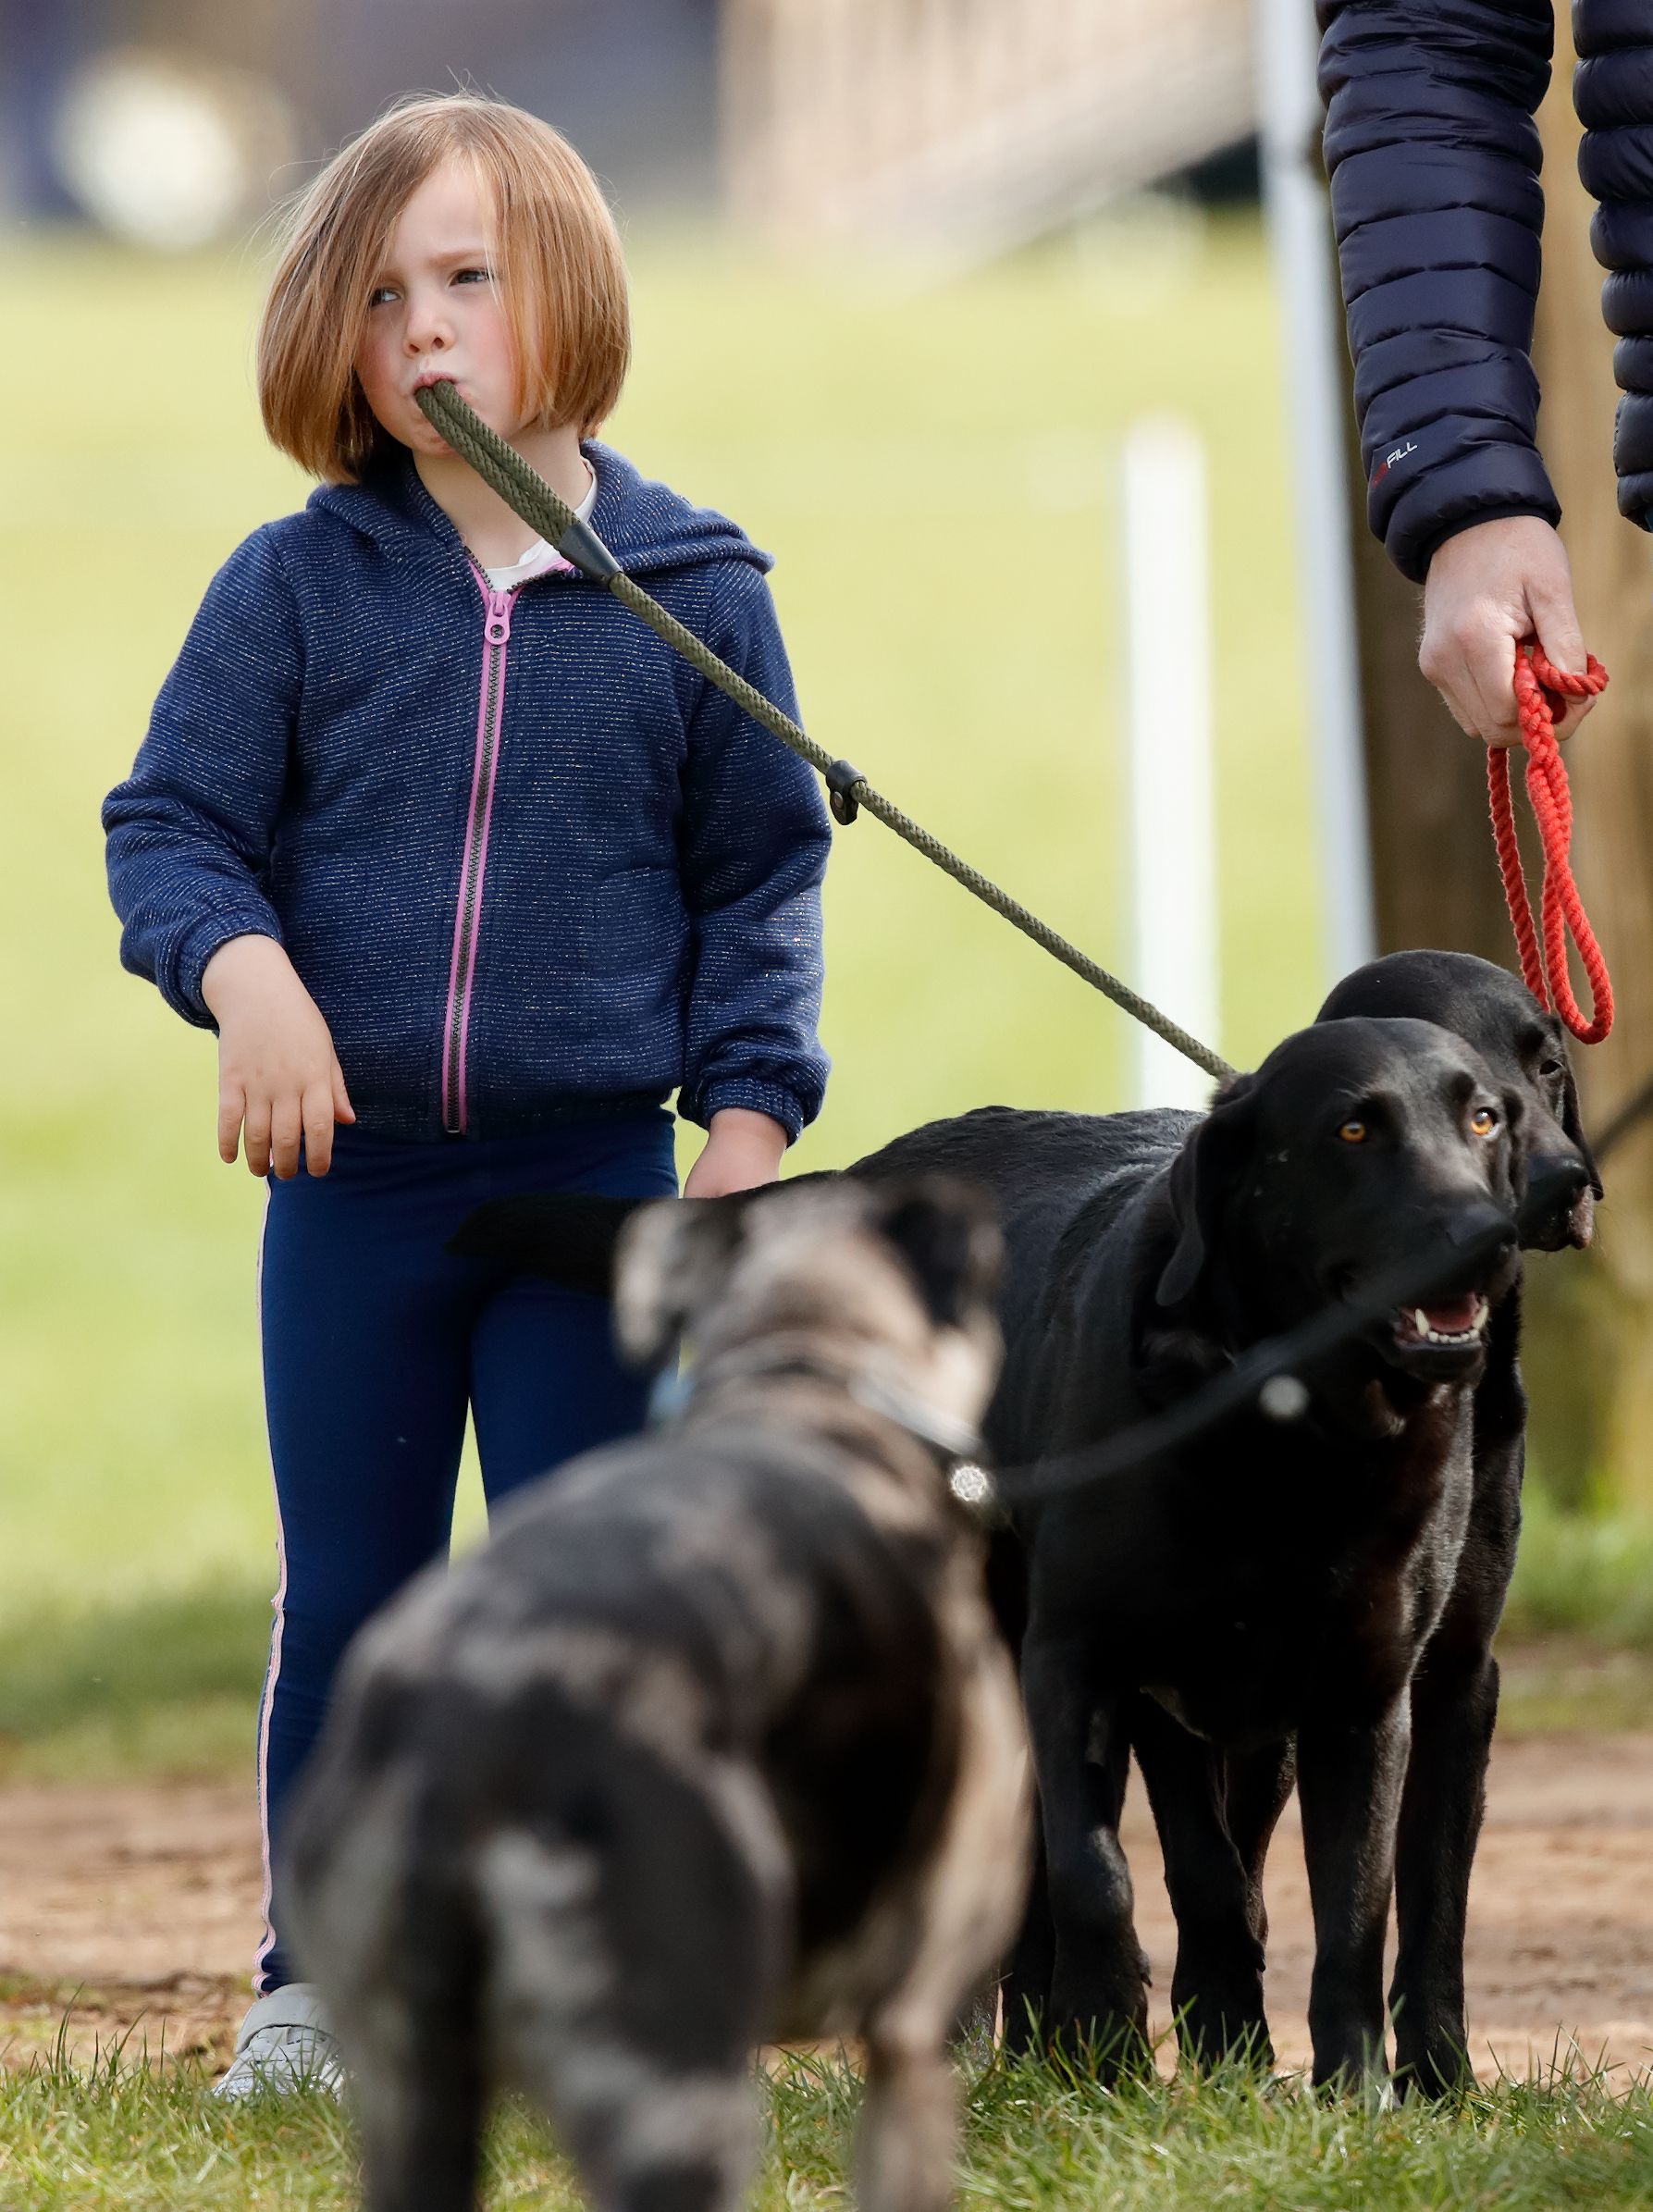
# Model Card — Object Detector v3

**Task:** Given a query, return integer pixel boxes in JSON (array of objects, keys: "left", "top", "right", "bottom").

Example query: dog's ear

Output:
[
  {"left": 613, "top": 1197, "right": 748, "bottom": 1366},
  {"left": 870, "top": 1180, "right": 1001, "bottom": 1329},
  {"left": 1156, "top": 1077, "right": 1259, "bottom": 1311},
  {"left": 1559, "top": 1055, "right": 1605, "bottom": 1201}
]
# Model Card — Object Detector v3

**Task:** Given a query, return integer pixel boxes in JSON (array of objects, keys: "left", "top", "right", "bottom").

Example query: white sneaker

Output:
[{"left": 215, "top": 1983, "right": 345, "bottom": 2098}]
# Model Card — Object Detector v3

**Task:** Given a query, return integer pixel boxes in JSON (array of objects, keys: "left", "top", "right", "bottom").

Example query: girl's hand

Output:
[
  {"left": 683, "top": 1108, "right": 787, "bottom": 1199},
  {"left": 201, "top": 935, "right": 356, "bottom": 1179},
  {"left": 1420, "top": 517, "right": 1597, "bottom": 747}
]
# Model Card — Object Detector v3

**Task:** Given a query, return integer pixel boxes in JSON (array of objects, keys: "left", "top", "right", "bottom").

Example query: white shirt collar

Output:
[{"left": 481, "top": 462, "right": 598, "bottom": 590}]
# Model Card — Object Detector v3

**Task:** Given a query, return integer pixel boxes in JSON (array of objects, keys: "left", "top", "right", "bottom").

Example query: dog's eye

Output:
[
  {"left": 1470, "top": 1106, "right": 1499, "bottom": 1138},
  {"left": 1338, "top": 1119, "right": 1367, "bottom": 1144},
  {"left": 1538, "top": 1057, "right": 1564, "bottom": 1082}
]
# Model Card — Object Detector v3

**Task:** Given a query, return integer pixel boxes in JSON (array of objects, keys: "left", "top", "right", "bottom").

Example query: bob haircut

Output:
[{"left": 258, "top": 93, "right": 630, "bottom": 482}]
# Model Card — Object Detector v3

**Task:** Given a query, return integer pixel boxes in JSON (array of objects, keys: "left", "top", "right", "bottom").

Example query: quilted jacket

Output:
[
  {"left": 104, "top": 443, "right": 832, "bottom": 1143},
  {"left": 1318, "top": 0, "right": 1653, "bottom": 579}
]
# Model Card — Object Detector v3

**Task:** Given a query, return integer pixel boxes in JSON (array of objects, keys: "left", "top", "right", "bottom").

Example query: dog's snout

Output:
[
  {"left": 1520, "top": 1151, "right": 1594, "bottom": 1252},
  {"left": 1441, "top": 1198, "right": 1517, "bottom": 1259},
  {"left": 1541, "top": 1154, "right": 1589, "bottom": 1204}
]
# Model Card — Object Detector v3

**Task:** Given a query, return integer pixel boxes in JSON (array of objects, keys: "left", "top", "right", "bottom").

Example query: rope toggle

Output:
[
  {"left": 822, "top": 760, "right": 867, "bottom": 826},
  {"left": 1487, "top": 642, "right": 1612, "bottom": 1046}
]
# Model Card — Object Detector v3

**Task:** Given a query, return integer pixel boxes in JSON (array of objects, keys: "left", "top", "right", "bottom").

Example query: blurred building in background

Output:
[
  {"left": 0, "top": 0, "right": 1255, "bottom": 252},
  {"left": 723, "top": 0, "right": 1255, "bottom": 263}
]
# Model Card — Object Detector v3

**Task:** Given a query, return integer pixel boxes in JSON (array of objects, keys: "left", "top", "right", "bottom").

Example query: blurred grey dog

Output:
[{"left": 284, "top": 1179, "right": 1029, "bottom": 2212}]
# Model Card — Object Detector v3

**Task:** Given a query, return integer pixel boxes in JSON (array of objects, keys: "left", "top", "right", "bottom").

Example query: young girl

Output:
[{"left": 103, "top": 93, "right": 831, "bottom": 2093}]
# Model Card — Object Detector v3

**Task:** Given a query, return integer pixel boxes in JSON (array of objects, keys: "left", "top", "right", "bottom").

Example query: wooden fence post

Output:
[{"left": 1528, "top": 15, "right": 1653, "bottom": 1508}]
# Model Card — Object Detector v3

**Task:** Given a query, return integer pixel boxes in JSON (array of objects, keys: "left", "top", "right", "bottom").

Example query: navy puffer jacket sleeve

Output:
[
  {"left": 1579, "top": 0, "right": 1653, "bottom": 523},
  {"left": 1318, "top": 1, "right": 1653, "bottom": 579}
]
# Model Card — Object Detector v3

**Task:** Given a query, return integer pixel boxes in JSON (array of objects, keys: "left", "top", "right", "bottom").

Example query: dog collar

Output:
[
  {"left": 848, "top": 1376, "right": 1002, "bottom": 1517},
  {"left": 846, "top": 1373, "right": 984, "bottom": 1466},
  {"left": 648, "top": 1353, "right": 984, "bottom": 1471}
]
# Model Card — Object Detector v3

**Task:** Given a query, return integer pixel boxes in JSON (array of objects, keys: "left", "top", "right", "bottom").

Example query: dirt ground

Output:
[{"left": 5, "top": 1734, "right": 1653, "bottom": 2082}]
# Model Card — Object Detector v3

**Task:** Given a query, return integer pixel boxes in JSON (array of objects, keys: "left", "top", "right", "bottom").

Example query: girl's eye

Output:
[
  {"left": 1338, "top": 1119, "right": 1367, "bottom": 1144},
  {"left": 367, "top": 285, "right": 397, "bottom": 308},
  {"left": 1471, "top": 1106, "right": 1499, "bottom": 1138},
  {"left": 453, "top": 266, "right": 491, "bottom": 285}
]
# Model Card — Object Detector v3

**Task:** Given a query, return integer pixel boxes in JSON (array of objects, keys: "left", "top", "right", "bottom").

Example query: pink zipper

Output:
[{"left": 441, "top": 571, "right": 514, "bottom": 1133}]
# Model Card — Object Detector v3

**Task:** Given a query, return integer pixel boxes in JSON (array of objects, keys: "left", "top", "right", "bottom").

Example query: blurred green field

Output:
[{"left": 0, "top": 213, "right": 1320, "bottom": 1638}]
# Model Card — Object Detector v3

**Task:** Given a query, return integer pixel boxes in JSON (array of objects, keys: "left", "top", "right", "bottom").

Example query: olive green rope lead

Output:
[{"left": 415, "top": 381, "right": 1237, "bottom": 1087}]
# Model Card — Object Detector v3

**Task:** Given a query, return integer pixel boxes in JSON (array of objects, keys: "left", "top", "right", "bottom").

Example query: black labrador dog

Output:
[
  {"left": 849, "top": 957, "right": 1596, "bottom": 2090},
  {"left": 1301, "top": 950, "right": 1598, "bottom": 2089},
  {"left": 865, "top": 1019, "right": 1530, "bottom": 2085},
  {"left": 1137, "top": 953, "right": 1597, "bottom": 2095}
]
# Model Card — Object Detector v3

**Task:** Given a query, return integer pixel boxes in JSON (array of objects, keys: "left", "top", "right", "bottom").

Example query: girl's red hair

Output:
[{"left": 258, "top": 93, "right": 630, "bottom": 482}]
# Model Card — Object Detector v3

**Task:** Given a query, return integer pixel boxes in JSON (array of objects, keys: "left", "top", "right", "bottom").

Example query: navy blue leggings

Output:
[{"left": 253, "top": 1109, "right": 677, "bottom": 1992}]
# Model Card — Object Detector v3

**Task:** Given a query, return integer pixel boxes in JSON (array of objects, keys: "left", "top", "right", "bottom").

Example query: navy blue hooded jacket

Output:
[
  {"left": 103, "top": 443, "right": 832, "bottom": 1143},
  {"left": 1317, "top": 0, "right": 1653, "bottom": 580}
]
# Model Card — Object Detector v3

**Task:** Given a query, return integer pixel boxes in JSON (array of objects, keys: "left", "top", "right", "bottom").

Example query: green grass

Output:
[
  {"left": 7, "top": 2045, "right": 1653, "bottom": 2211},
  {"left": 6, "top": 1495, "right": 1653, "bottom": 1783},
  {"left": 1503, "top": 1491, "right": 1653, "bottom": 1645},
  {"left": 0, "top": 1583, "right": 268, "bottom": 1781},
  {"left": 0, "top": 212, "right": 1318, "bottom": 1629}
]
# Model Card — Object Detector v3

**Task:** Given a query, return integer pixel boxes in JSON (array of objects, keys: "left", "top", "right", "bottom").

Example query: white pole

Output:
[
  {"left": 1123, "top": 416, "right": 1219, "bottom": 1112},
  {"left": 1257, "top": 0, "right": 1375, "bottom": 984}
]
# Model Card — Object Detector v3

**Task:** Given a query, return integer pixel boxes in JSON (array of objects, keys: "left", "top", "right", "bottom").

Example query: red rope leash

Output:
[{"left": 1486, "top": 641, "right": 1613, "bottom": 1045}]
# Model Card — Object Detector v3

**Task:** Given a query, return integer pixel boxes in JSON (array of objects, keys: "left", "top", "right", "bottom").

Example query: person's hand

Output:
[
  {"left": 683, "top": 1107, "right": 788, "bottom": 1198},
  {"left": 1419, "top": 516, "right": 1597, "bottom": 748},
  {"left": 201, "top": 934, "right": 355, "bottom": 1179}
]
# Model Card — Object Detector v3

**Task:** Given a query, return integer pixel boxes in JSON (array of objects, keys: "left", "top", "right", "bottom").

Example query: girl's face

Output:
[{"left": 354, "top": 154, "right": 525, "bottom": 457}]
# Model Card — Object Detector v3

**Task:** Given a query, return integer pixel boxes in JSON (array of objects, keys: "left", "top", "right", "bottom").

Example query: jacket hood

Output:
[{"left": 306, "top": 440, "right": 772, "bottom": 582}]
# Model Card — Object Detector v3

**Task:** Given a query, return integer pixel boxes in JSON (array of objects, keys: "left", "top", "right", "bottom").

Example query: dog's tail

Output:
[
  {"left": 285, "top": 1732, "right": 489, "bottom": 2212},
  {"left": 290, "top": 1662, "right": 783, "bottom": 2212},
  {"left": 473, "top": 1728, "right": 787, "bottom": 2212}
]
